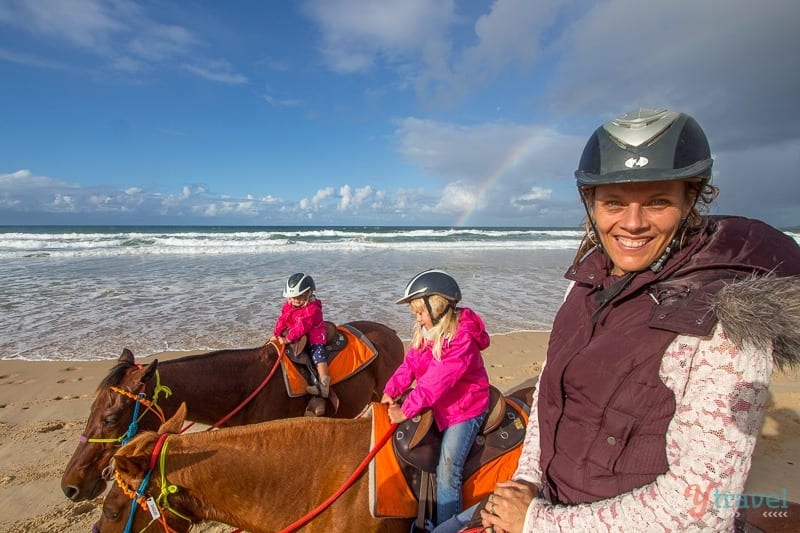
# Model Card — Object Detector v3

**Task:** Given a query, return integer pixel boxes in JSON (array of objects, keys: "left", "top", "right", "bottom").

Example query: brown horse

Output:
[
  {"left": 94, "top": 404, "right": 411, "bottom": 533},
  {"left": 62, "top": 320, "right": 404, "bottom": 502}
]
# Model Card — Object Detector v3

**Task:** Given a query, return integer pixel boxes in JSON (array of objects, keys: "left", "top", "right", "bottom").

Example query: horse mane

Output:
[{"left": 97, "top": 360, "right": 135, "bottom": 393}]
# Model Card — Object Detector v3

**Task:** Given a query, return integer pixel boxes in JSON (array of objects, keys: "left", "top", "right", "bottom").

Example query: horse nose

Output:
[
  {"left": 63, "top": 485, "right": 80, "bottom": 501},
  {"left": 92, "top": 521, "right": 101, "bottom": 533}
]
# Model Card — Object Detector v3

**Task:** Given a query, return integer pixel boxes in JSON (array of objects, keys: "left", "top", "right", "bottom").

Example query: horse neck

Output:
[
  {"left": 164, "top": 418, "right": 371, "bottom": 531},
  {"left": 145, "top": 346, "right": 275, "bottom": 423}
]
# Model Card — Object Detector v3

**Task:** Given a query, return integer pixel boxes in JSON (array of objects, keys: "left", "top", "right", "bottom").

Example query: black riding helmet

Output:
[
  {"left": 575, "top": 108, "right": 713, "bottom": 186},
  {"left": 283, "top": 273, "right": 315, "bottom": 298},
  {"left": 396, "top": 269, "right": 461, "bottom": 326}
]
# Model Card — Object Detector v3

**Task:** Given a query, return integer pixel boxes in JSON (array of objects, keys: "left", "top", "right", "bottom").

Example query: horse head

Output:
[
  {"left": 62, "top": 348, "right": 161, "bottom": 501},
  {"left": 93, "top": 404, "right": 194, "bottom": 533}
]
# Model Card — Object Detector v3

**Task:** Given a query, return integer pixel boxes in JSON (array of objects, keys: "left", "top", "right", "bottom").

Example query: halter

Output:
[
  {"left": 115, "top": 434, "right": 192, "bottom": 533},
  {"left": 81, "top": 373, "right": 168, "bottom": 446}
]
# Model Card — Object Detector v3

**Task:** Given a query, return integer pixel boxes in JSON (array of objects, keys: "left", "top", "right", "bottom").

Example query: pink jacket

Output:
[
  {"left": 384, "top": 307, "right": 490, "bottom": 431},
  {"left": 273, "top": 298, "right": 326, "bottom": 344}
]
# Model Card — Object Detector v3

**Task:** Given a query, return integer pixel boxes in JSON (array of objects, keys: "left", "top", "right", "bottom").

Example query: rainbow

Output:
[{"left": 454, "top": 134, "right": 542, "bottom": 227}]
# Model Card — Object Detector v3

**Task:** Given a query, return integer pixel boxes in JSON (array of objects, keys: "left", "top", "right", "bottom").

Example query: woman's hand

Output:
[
  {"left": 481, "top": 480, "right": 538, "bottom": 533},
  {"left": 387, "top": 404, "right": 408, "bottom": 424}
]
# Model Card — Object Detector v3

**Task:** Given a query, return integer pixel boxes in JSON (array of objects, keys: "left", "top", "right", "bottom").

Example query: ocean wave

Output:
[{"left": 0, "top": 226, "right": 585, "bottom": 258}]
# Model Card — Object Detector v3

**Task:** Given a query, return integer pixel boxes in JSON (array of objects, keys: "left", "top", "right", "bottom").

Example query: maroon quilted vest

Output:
[{"left": 538, "top": 216, "right": 800, "bottom": 505}]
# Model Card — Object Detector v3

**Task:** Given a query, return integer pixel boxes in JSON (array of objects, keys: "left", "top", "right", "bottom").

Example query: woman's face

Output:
[{"left": 592, "top": 180, "right": 694, "bottom": 275}]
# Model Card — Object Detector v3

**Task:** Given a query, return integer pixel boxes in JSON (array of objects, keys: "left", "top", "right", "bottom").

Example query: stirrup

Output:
[{"left": 306, "top": 375, "right": 330, "bottom": 398}]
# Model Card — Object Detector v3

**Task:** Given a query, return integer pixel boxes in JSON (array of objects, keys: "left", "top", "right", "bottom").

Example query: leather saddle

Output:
[
  {"left": 392, "top": 385, "right": 526, "bottom": 500},
  {"left": 283, "top": 321, "right": 347, "bottom": 382}
]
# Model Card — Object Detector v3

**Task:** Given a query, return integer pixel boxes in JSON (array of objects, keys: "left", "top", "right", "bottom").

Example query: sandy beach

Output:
[{"left": 1, "top": 330, "right": 798, "bottom": 532}]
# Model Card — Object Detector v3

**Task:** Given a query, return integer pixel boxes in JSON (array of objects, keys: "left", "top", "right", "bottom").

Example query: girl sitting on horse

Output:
[
  {"left": 270, "top": 273, "right": 329, "bottom": 397},
  {"left": 381, "top": 269, "right": 491, "bottom": 528}
]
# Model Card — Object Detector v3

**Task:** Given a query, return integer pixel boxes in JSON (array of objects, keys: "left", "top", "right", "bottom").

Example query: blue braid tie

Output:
[{"left": 120, "top": 393, "right": 145, "bottom": 445}]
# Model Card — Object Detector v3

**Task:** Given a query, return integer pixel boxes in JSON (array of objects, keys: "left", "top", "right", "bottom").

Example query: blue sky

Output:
[{"left": 1, "top": 0, "right": 798, "bottom": 227}]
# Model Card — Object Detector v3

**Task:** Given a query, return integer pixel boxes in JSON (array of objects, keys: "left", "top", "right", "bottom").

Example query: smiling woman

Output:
[{"left": 475, "top": 108, "right": 800, "bottom": 533}]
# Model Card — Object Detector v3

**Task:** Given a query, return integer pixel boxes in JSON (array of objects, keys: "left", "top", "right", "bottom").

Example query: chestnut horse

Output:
[
  {"left": 62, "top": 320, "right": 404, "bottom": 502},
  {"left": 94, "top": 404, "right": 410, "bottom": 533},
  {"left": 98, "top": 396, "right": 800, "bottom": 533}
]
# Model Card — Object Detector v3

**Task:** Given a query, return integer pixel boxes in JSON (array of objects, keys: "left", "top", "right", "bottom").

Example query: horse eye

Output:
[{"left": 103, "top": 417, "right": 117, "bottom": 426}]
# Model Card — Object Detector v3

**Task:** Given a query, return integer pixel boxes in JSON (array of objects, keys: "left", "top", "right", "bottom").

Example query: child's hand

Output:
[
  {"left": 268, "top": 335, "right": 278, "bottom": 344},
  {"left": 380, "top": 393, "right": 395, "bottom": 405},
  {"left": 387, "top": 405, "right": 408, "bottom": 424}
]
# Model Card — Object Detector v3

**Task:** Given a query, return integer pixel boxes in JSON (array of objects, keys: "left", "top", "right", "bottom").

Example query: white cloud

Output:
[
  {"left": 338, "top": 184, "right": 373, "bottom": 211},
  {"left": 311, "top": 187, "right": 334, "bottom": 204},
  {"left": 433, "top": 181, "right": 479, "bottom": 214},
  {"left": 511, "top": 186, "right": 553, "bottom": 209},
  {"left": 9, "top": 0, "right": 127, "bottom": 51},
  {"left": 547, "top": 0, "right": 800, "bottom": 149},
  {"left": 264, "top": 94, "right": 304, "bottom": 107},
  {"left": 304, "top": 0, "right": 455, "bottom": 74},
  {"left": 182, "top": 61, "right": 247, "bottom": 85},
  {"left": 0, "top": 0, "right": 246, "bottom": 84}
]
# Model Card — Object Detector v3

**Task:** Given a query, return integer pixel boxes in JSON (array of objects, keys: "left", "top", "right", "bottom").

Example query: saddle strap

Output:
[{"left": 415, "top": 471, "right": 436, "bottom": 531}]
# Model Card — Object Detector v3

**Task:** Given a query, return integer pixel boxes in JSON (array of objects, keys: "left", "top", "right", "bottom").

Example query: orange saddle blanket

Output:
[
  {"left": 368, "top": 401, "right": 528, "bottom": 518},
  {"left": 280, "top": 324, "right": 378, "bottom": 397}
]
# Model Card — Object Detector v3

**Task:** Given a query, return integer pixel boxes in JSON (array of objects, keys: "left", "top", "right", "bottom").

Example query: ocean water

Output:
[
  {"left": 2, "top": 225, "right": 797, "bottom": 362},
  {"left": 0, "top": 226, "right": 581, "bottom": 361}
]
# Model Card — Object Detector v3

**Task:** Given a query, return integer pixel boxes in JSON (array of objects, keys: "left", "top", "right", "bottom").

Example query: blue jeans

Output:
[
  {"left": 431, "top": 503, "right": 478, "bottom": 533},
  {"left": 436, "top": 411, "right": 486, "bottom": 526}
]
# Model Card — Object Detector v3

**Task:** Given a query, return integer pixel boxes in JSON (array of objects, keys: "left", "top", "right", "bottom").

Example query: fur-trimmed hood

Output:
[{"left": 713, "top": 275, "right": 800, "bottom": 371}]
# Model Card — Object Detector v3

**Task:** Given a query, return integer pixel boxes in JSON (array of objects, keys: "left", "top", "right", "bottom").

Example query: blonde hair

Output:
[
  {"left": 573, "top": 179, "right": 719, "bottom": 267},
  {"left": 409, "top": 295, "right": 458, "bottom": 360}
]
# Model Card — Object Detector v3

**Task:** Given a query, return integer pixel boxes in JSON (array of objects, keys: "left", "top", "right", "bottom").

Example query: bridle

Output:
[
  {"left": 82, "top": 341, "right": 286, "bottom": 446},
  {"left": 112, "top": 434, "right": 192, "bottom": 533},
  {"left": 81, "top": 374, "right": 170, "bottom": 447}
]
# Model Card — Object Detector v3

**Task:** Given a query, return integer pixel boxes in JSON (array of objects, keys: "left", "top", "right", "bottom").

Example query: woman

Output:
[{"left": 482, "top": 108, "right": 800, "bottom": 532}]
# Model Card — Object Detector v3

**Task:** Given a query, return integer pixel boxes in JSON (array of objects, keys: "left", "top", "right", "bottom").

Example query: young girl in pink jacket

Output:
[
  {"left": 270, "top": 273, "right": 329, "bottom": 397},
  {"left": 381, "top": 269, "right": 490, "bottom": 527}
]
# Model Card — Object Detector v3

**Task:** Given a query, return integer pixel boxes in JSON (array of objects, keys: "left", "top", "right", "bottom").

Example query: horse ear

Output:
[
  {"left": 158, "top": 402, "right": 187, "bottom": 435},
  {"left": 114, "top": 434, "right": 157, "bottom": 476},
  {"left": 140, "top": 360, "right": 159, "bottom": 384},
  {"left": 119, "top": 348, "right": 135, "bottom": 364}
]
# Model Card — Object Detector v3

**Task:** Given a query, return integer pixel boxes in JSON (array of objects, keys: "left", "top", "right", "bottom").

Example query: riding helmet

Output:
[
  {"left": 396, "top": 269, "right": 461, "bottom": 305},
  {"left": 575, "top": 108, "right": 713, "bottom": 187},
  {"left": 283, "top": 273, "right": 315, "bottom": 298}
]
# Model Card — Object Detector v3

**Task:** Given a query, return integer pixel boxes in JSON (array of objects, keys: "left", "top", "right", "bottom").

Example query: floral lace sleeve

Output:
[
  {"left": 517, "top": 322, "right": 773, "bottom": 532},
  {"left": 512, "top": 359, "right": 546, "bottom": 487}
]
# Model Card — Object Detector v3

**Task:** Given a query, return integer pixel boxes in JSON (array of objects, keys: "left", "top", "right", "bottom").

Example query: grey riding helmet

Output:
[
  {"left": 575, "top": 108, "right": 713, "bottom": 186},
  {"left": 283, "top": 273, "right": 315, "bottom": 298},
  {"left": 396, "top": 269, "right": 462, "bottom": 305}
]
